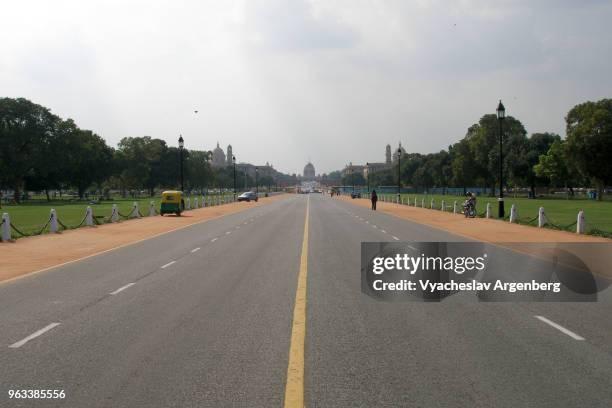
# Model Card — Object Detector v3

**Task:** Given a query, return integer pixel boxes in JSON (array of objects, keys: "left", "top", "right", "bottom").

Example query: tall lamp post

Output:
[
  {"left": 397, "top": 148, "right": 402, "bottom": 203},
  {"left": 232, "top": 156, "right": 237, "bottom": 201},
  {"left": 255, "top": 167, "right": 259, "bottom": 197},
  {"left": 178, "top": 135, "right": 184, "bottom": 192},
  {"left": 350, "top": 163, "right": 355, "bottom": 195},
  {"left": 496, "top": 100, "right": 505, "bottom": 218},
  {"left": 366, "top": 162, "right": 370, "bottom": 194}
]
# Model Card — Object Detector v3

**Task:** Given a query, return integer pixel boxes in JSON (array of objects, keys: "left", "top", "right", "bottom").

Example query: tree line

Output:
[
  {"left": 363, "top": 99, "right": 611, "bottom": 200},
  {"left": 0, "top": 98, "right": 259, "bottom": 203}
]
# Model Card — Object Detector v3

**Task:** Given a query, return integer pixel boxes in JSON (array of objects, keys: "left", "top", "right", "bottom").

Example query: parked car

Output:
[{"left": 237, "top": 191, "right": 258, "bottom": 202}]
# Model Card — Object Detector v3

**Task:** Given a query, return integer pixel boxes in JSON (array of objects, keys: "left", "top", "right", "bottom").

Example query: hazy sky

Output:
[{"left": 2, "top": 0, "right": 611, "bottom": 174}]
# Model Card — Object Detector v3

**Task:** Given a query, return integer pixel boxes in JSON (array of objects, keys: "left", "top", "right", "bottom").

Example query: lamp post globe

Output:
[
  {"left": 178, "top": 135, "right": 184, "bottom": 192},
  {"left": 496, "top": 100, "right": 505, "bottom": 218}
]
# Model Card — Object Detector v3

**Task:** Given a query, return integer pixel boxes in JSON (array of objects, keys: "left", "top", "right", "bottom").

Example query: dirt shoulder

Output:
[
  {"left": 339, "top": 196, "right": 609, "bottom": 243},
  {"left": 1, "top": 194, "right": 288, "bottom": 284},
  {"left": 341, "top": 196, "right": 612, "bottom": 279}
]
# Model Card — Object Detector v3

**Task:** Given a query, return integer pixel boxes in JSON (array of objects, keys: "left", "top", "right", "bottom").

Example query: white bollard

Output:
[
  {"left": 202, "top": 195, "right": 206, "bottom": 207},
  {"left": 149, "top": 201, "right": 155, "bottom": 217},
  {"left": 430, "top": 199, "right": 435, "bottom": 209},
  {"left": 111, "top": 204, "right": 119, "bottom": 223},
  {"left": 577, "top": 210, "right": 585, "bottom": 234},
  {"left": 538, "top": 207, "right": 546, "bottom": 228},
  {"left": 485, "top": 203, "right": 491, "bottom": 218},
  {"left": 509, "top": 204, "right": 517, "bottom": 223},
  {"left": 194, "top": 197, "right": 198, "bottom": 209},
  {"left": 86, "top": 206, "right": 94, "bottom": 226},
  {"left": 441, "top": 200, "right": 445, "bottom": 212},
  {"left": 2, "top": 213, "right": 11, "bottom": 241},
  {"left": 421, "top": 198, "right": 425, "bottom": 208},
  {"left": 453, "top": 201, "right": 458, "bottom": 214},
  {"left": 132, "top": 202, "right": 139, "bottom": 218},
  {"left": 50, "top": 209, "right": 58, "bottom": 233},
  {"left": 186, "top": 197, "right": 191, "bottom": 210}
]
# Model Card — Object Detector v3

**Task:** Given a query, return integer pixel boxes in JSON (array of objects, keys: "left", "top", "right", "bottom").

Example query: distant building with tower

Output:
[
  {"left": 226, "top": 145, "right": 233, "bottom": 165},
  {"left": 362, "top": 143, "right": 404, "bottom": 179},
  {"left": 211, "top": 142, "right": 227, "bottom": 168}
]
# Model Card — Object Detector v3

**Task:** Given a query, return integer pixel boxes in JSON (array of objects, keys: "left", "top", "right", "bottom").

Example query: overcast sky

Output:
[{"left": 1, "top": 0, "right": 611, "bottom": 175}]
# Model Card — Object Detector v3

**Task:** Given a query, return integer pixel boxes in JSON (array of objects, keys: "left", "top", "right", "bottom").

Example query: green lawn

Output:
[
  {"left": 376, "top": 193, "right": 612, "bottom": 236},
  {"left": 0, "top": 193, "right": 234, "bottom": 237}
]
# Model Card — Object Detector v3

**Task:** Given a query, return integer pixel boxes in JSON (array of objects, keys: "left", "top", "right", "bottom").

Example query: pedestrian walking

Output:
[{"left": 371, "top": 189, "right": 378, "bottom": 210}]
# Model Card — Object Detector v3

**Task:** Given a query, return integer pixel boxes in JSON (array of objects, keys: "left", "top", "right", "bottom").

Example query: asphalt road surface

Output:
[{"left": 1, "top": 194, "right": 611, "bottom": 407}]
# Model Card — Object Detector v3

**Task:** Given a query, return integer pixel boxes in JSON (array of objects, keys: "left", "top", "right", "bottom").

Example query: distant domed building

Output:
[
  {"left": 212, "top": 142, "right": 226, "bottom": 168},
  {"left": 303, "top": 162, "right": 315, "bottom": 181}
]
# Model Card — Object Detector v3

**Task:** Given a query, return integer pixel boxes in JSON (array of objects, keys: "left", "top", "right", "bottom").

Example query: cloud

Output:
[
  {"left": 0, "top": 0, "right": 611, "bottom": 174},
  {"left": 243, "top": 0, "right": 359, "bottom": 52}
]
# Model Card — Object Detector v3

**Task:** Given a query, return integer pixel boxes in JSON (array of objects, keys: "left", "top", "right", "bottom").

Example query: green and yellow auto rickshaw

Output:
[{"left": 160, "top": 191, "right": 185, "bottom": 216}]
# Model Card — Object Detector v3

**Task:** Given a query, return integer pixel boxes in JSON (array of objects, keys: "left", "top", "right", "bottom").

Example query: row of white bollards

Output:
[
  {"left": 1, "top": 194, "right": 241, "bottom": 242},
  {"left": 378, "top": 194, "right": 588, "bottom": 235},
  {"left": 2, "top": 213, "right": 10, "bottom": 241}
]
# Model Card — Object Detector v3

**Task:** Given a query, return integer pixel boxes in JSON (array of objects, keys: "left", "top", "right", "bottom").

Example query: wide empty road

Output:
[{"left": 1, "top": 194, "right": 611, "bottom": 407}]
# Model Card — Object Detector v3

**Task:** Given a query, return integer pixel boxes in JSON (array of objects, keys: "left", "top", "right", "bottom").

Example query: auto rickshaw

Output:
[{"left": 160, "top": 191, "right": 185, "bottom": 216}]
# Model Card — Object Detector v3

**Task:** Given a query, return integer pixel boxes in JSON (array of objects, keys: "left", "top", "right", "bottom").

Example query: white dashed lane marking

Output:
[
  {"left": 9, "top": 323, "right": 61, "bottom": 349},
  {"left": 535, "top": 316, "right": 585, "bottom": 341},
  {"left": 161, "top": 261, "right": 176, "bottom": 269},
  {"left": 109, "top": 282, "right": 135, "bottom": 295},
  {"left": 191, "top": 247, "right": 201, "bottom": 253}
]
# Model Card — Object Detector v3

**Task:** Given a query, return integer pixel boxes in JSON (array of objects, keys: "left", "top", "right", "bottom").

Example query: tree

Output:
[
  {"left": 65, "top": 129, "right": 114, "bottom": 198},
  {"left": 186, "top": 150, "right": 213, "bottom": 190},
  {"left": 521, "top": 133, "right": 561, "bottom": 195},
  {"left": 342, "top": 172, "right": 366, "bottom": 186},
  {"left": 565, "top": 99, "right": 612, "bottom": 200},
  {"left": 534, "top": 140, "right": 573, "bottom": 190},
  {"left": 450, "top": 139, "right": 475, "bottom": 193},
  {"left": 116, "top": 136, "right": 168, "bottom": 195},
  {"left": 429, "top": 150, "right": 452, "bottom": 193},
  {"left": 0, "top": 98, "right": 59, "bottom": 202}
]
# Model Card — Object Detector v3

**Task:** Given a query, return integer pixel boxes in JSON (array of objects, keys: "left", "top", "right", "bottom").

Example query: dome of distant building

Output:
[
  {"left": 303, "top": 162, "right": 315, "bottom": 180},
  {"left": 212, "top": 142, "right": 226, "bottom": 168}
]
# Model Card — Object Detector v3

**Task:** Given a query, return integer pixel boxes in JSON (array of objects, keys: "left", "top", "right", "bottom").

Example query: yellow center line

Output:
[{"left": 284, "top": 194, "right": 309, "bottom": 408}]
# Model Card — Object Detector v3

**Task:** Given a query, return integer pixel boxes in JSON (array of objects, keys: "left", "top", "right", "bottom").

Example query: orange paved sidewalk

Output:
[
  {"left": 0, "top": 194, "right": 289, "bottom": 284},
  {"left": 339, "top": 196, "right": 609, "bottom": 243},
  {"left": 340, "top": 196, "right": 612, "bottom": 279}
]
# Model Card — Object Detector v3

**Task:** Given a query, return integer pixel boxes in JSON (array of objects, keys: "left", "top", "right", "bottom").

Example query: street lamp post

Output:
[
  {"left": 366, "top": 162, "right": 370, "bottom": 194},
  {"left": 233, "top": 156, "right": 237, "bottom": 201},
  {"left": 255, "top": 167, "right": 259, "bottom": 197},
  {"left": 178, "top": 135, "right": 184, "bottom": 192},
  {"left": 351, "top": 164, "right": 355, "bottom": 195},
  {"left": 497, "top": 100, "right": 505, "bottom": 218},
  {"left": 397, "top": 148, "right": 402, "bottom": 203}
]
